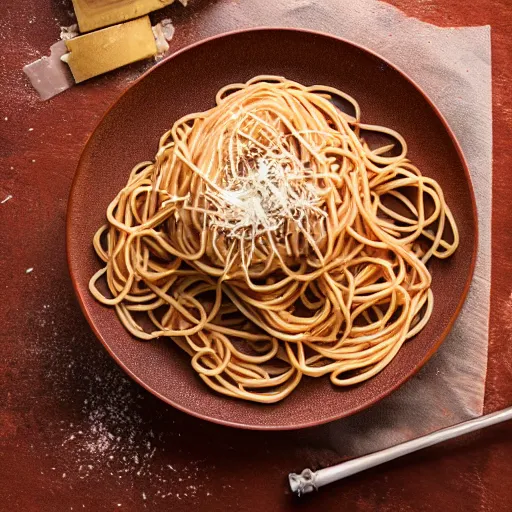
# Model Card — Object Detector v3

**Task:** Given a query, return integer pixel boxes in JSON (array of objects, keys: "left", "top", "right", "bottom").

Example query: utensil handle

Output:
[{"left": 289, "top": 406, "right": 512, "bottom": 495}]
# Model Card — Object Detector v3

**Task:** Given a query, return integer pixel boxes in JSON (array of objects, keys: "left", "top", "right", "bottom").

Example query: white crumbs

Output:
[
  {"left": 30, "top": 318, "right": 211, "bottom": 505},
  {"left": 62, "top": 434, "right": 75, "bottom": 445},
  {"left": 60, "top": 24, "right": 79, "bottom": 41},
  {"left": 160, "top": 19, "right": 175, "bottom": 41}
]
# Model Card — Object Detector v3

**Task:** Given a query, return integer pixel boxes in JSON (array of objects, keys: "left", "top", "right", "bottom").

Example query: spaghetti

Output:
[{"left": 89, "top": 76, "right": 459, "bottom": 403}]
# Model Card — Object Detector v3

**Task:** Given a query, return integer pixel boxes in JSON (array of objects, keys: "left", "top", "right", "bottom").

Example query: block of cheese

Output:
[
  {"left": 63, "top": 16, "right": 157, "bottom": 83},
  {"left": 72, "top": 0, "right": 175, "bottom": 32}
]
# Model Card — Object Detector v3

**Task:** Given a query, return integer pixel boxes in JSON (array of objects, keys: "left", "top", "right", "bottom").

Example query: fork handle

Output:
[{"left": 289, "top": 406, "right": 512, "bottom": 495}]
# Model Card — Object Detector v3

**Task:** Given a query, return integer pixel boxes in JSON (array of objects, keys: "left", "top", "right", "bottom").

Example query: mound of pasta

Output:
[{"left": 90, "top": 76, "right": 458, "bottom": 403}]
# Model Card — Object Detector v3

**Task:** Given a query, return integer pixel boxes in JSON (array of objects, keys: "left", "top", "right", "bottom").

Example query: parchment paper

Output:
[{"left": 192, "top": 0, "right": 492, "bottom": 456}]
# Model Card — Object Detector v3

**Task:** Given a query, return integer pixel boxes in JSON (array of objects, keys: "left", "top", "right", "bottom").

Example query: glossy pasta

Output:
[{"left": 89, "top": 76, "right": 459, "bottom": 403}]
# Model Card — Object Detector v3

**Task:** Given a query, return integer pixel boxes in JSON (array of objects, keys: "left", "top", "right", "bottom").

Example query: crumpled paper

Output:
[{"left": 191, "top": 0, "right": 491, "bottom": 456}]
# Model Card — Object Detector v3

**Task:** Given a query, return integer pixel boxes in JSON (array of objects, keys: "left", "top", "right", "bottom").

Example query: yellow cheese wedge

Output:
[
  {"left": 72, "top": 0, "right": 175, "bottom": 33},
  {"left": 63, "top": 16, "right": 157, "bottom": 83}
]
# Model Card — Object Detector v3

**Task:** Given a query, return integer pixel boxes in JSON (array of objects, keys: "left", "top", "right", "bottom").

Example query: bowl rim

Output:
[{"left": 66, "top": 26, "right": 478, "bottom": 430}]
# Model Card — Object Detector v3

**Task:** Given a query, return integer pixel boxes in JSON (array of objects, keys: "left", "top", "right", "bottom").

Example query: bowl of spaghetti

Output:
[{"left": 67, "top": 28, "right": 477, "bottom": 429}]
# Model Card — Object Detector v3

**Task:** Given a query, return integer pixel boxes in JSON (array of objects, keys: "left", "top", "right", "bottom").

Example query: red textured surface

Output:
[{"left": 1, "top": 0, "right": 511, "bottom": 511}]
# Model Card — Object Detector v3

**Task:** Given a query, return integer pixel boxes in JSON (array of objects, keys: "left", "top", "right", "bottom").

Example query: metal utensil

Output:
[{"left": 289, "top": 406, "right": 512, "bottom": 496}]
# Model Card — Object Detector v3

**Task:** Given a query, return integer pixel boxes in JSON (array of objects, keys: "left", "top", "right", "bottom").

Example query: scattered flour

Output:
[{"left": 25, "top": 302, "right": 209, "bottom": 504}]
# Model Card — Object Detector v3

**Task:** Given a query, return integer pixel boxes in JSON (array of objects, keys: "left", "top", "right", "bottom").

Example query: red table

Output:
[{"left": 1, "top": 1, "right": 511, "bottom": 510}]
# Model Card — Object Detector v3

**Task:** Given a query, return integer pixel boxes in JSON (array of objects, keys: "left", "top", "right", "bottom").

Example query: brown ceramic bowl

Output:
[{"left": 67, "top": 28, "right": 477, "bottom": 430}]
